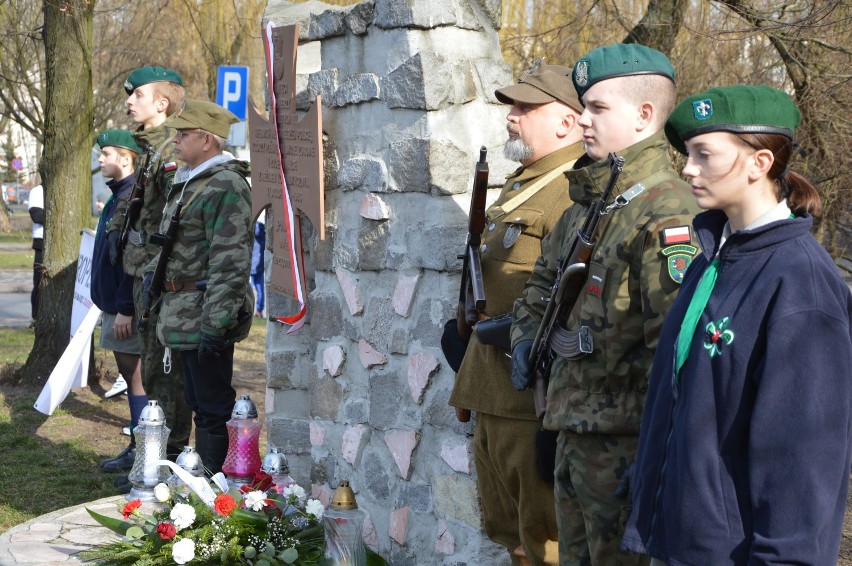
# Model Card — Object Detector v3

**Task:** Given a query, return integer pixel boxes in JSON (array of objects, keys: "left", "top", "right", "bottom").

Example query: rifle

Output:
[
  {"left": 138, "top": 198, "right": 183, "bottom": 332},
  {"left": 456, "top": 146, "right": 489, "bottom": 343},
  {"left": 528, "top": 153, "right": 624, "bottom": 418},
  {"left": 117, "top": 145, "right": 157, "bottom": 263}
]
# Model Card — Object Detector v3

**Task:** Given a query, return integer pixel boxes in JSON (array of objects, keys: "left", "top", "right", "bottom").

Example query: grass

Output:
[
  {"left": 0, "top": 229, "right": 29, "bottom": 244},
  {"left": 0, "top": 249, "right": 32, "bottom": 270},
  {"left": 0, "top": 316, "right": 267, "bottom": 533}
]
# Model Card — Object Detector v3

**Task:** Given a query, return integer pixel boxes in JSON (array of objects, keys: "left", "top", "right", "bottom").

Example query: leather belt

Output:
[{"left": 163, "top": 280, "right": 201, "bottom": 292}]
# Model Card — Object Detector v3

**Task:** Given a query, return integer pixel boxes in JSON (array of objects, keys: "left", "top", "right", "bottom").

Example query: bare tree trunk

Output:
[
  {"left": 624, "top": 0, "right": 688, "bottom": 54},
  {"left": 19, "top": 0, "right": 94, "bottom": 384}
]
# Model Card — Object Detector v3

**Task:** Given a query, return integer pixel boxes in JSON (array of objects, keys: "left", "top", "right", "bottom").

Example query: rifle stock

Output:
[
  {"left": 456, "top": 146, "right": 489, "bottom": 343},
  {"left": 529, "top": 153, "right": 624, "bottom": 418},
  {"left": 117, "top": 146, "right": 157, "bottom": 263}
]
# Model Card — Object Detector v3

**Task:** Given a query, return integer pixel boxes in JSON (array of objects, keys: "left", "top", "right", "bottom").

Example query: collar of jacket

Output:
[
  {"left": 106, "top": 174, "right": 136, "bottom": 199},
  {"left": 694, "top": 208, "right": 813, "bottom": 262},
  {"left": 566, "top": 130, "right": 673, "bottom": 206},
  {"left": 179, "top": 158, "right": 251, "bottom": 185},
  {"left": 505, "top": 141, "right": 586, "bottom": 184},
  {"left": 133, "top": 122, "right": 176, "bottom": 151}
]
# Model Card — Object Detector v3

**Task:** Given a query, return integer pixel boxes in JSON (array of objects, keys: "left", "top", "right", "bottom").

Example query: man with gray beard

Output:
[{"left": 447, "top": 61, "right": 585, "bottom": 565}]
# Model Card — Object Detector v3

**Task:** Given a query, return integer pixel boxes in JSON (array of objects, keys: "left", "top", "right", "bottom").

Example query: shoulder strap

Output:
[{"left": 488, "top": 159, "right": 578, "bottom": 220}]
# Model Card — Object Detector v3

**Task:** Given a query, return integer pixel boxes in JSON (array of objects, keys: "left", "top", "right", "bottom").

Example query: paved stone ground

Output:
[{"left": 0, "top": 496, "right": 125, "bottom": 565}]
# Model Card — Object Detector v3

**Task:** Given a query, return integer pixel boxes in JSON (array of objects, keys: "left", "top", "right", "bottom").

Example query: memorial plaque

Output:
[{"left": 250, "top": 22, "right": 325, "bottom": 326}]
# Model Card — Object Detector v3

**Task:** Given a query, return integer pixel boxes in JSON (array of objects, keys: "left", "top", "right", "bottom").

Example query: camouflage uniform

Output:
[
  {"left": 108, "top": 124, "right": 191, "bottom": 457},
  {"left": 450, "top": 143, "right": 585, "bottom": 565},
  {"left": 511, "top": 131, "right": 702, "bottom": 564},
  {"left": 149, "top": 157, "right": 253, "bottom": 434}
]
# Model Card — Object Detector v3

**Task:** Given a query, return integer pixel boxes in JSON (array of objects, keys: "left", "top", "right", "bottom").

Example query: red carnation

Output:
[
  {"left": 251, "top": 471, "right": 273, "bottom": 492},
  {"left": 214, "top": 493, "right": 237, "bottom": 516},
  {"left": 156, "top": 522, "right": 177, "bottom": 540},
  {"left": 122, "top": 499, "right": 142, "bottom": 519}
]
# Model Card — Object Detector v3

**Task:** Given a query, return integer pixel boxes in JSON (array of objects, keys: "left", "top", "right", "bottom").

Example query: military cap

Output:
[
  {"left": 665, "top": 85, "right": 800, "bottom": 155},
  {"left": 124, "top": 66, "right": 183, "bottom": 95},
  {"left": 96, "top": 129, "right": 142, "bottom": 154},
  {"left": 496, "top": 60, "right": 583, "bottom": 112},
  {"left": 164, "top": 99, "right": 239, "bottom": 139},
  {"left": 572, "top": 43, "right": 675, "bottom": 100}
]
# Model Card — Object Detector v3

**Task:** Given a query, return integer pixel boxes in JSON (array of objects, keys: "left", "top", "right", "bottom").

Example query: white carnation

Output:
[
  {"left": 243, "top": 490, "right": 269, "bottom": 512},
  {"left": 153, "top": 483, "right": 171, "bottom": 503},
  {"left": 172, "top": 538, "right": 196, "bottom": 564},
  {"left": 282, "top": 484, "right": 306, "bottom": 502},
  {"left": 305, "top": 498, "right": 324, "bottom": 520},
  {"left": 169, "top": 502, "right": 196, "bottom": 530}
]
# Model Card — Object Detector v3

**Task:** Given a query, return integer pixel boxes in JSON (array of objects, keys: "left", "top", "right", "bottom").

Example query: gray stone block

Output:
[
  {"left": 414, "top": 299, "right": 451, "bottom": 349},
  {"left": 428, "top": 139, "right": 469, "bottom": 196},
  {"left": 311, "top": 376, "right": 344, "bottom": 421},
  {"left": 308, "top": 292, "right": 344, "bottom": 340},
  {"left": 357, "top": 218, "right": 390, "bottom": 271},
  {"left": 307, "top": 68, "right": 340, "bottom": 107},
  {"left": 311, "top": 453, "right": 335, "bottom": 485},
  {"left": 337, "top": 156, "right": 388, "bottom": 192},
  {"left": 398, "top": 482, "right": 432, "bottom": 513},
  {"left": 368, "top": 371, "right": 405, "bottom": 430},
  {"left": 388, "top": 138, "right": 430, "bottom": 192},
  {"left": 373, "top": 0, "right": 457, "bottom": 30},
  {"left": 307, "top": 6, "right": 347, "bottom": 40},
  {"left": 362, "top": 297, "right": 394, "bottom": 350},
  {"left": 345, "top": 0, "right": 374, "bottom": 34},
  {"left": 434, "top": 474, "right": 481, "bottom": 528},
  {"left": 362, "top": 451, "right": 391, "bottom": 503},
  {"left": 334, "top": 73, "right": 382, "bottom": 107},
  {"left": 426, "top": 387, "right": 474, "bottom": 436},
  {"left": 472, "top": 59, "right": 513, "bottom": 105},
  {"left": 472, "top": 0, "right": 501, "bottom": 29},
  {"left": 312, "top": 221, "right": 336, "bottom": 272},
  {"left": 273, "top": 389, "right": 313, "bottom": 419},
  {"left": 389, "top": 547, "right": 417, "bottom": 566},
  {"left": 343, "top": 399, "right": 368, "bottom": 423},
  {"left": 267, "top": 416, "right": 312, "bottom": 455},
  {"left": 382, "top": 55, "right": 426, "bottom": 110},
  {"left": 390, "top": 328, "right": 410, "bottom": 354},
  {"left": 267, "top": 349, "right": 299, "bottom": 390}
]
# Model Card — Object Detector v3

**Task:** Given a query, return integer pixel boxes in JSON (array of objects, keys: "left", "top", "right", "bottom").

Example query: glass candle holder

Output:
[
  {"left": 127, "top": 400, "right": 171, "bottom": 502},
  {"left": 322, "top": 481, "right": 366, "bottom": 566},
  {"left": 222, "top": 394, "right": 262, "bottom": 486}
]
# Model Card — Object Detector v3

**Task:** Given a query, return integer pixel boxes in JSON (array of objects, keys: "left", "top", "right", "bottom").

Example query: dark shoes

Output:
[
  {"left": 113, "top": 474, "right": 132, "bottom": 494},
  {"left": 100, "top": 445, "right": 136, "bottom": 472}
]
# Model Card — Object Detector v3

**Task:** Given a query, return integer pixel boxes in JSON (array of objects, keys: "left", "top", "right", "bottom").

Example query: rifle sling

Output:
[{"left": 487, "top": 159, "right": 578, "bottom": 221}]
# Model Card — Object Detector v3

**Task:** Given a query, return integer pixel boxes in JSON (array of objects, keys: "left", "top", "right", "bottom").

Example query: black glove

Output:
[
  {"left": 198, "top": 333, "right": 227, "bottom": 364},
  {"left": 510, "top": 340, "right": 533, "bottom": 390},
  {"left": 440, "top": 319, "right": 467, "bottom": 373},
  {"left": 141, "top": 271, "right": 154, "bottom": 310},
  {"left": 614, "top": 461, "right": 635, "bottom": 498},
  {"left": 107, "top": 230, "right": 121, "bottom": 265}
]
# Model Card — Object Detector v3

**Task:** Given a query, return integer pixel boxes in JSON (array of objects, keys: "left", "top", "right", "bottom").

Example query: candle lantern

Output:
[
  {"left": 127, "top": 400, "right": 171, "bottom": 502},
  {"left": 322, "top": 481, "right": 366, "bottom": 566},
  {"left": 222, "top": 394, "right": 262, "bottom": 487},
  {"left": 262, "top": 447, "right": 295, "bottom": 490},
  {"left": 166, "top": 446, "right": 205, "bottom": 498}
]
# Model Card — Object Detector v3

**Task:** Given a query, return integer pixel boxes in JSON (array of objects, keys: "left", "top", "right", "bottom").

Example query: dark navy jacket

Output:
[
  {"left": 622, "top": 209, "right": 852, "bottom": 565},
  {"left": 91, "top": 175, "right": 135, "bottom": 316}
]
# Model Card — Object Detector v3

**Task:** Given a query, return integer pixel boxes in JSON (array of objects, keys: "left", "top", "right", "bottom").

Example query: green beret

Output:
[
  {"left": 96, "top": 129, "right": 142, "bottom": 154},
  {"left": 573, "top": 43, "right": 675, "bottom": 100},
  {"left": 495, "top": 60, "right": 582, "bottom": 112},
  {"left": 124, "top": 66, "right": 183, "bottom": 95},
  {"left": 163, "top": 99, "right": 239, "bottom": 139},
  {"left": 665, "top": 85, "right": 801, "bottom": 154}
]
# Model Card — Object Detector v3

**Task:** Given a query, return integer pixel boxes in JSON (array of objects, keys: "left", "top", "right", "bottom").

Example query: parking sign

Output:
[{"left": 216, "top": 66, "right": 249, "bottom": 121}]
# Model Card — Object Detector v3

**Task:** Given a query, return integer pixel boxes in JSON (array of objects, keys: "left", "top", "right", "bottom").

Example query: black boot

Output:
[
  {"left": 100, "top": 444, "right": 136, "bottom": 472},
  {"left": 205, "top": 432, "right": 229, "bottom": 475}
]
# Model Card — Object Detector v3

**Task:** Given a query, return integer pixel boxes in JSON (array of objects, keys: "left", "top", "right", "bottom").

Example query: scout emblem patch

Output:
[
  {"left": 704, "top": 317, "right": 735, "bottom": 357},
  {"left": 503, "top": 224, "right": 522, "bottom": 248},
  {"left": 660, "top": 226, "right": 696, "bottom": 284},
  {"left": 693, "top": 99, "right": 713, "bottom": 121},
  {"left": 575, "top": 60, "right": 589, "bottom": 87}
]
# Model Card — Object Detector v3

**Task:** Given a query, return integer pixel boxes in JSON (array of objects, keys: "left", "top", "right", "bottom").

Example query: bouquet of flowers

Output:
[{"left": 80, "top": 472, "right": 329, "bottom": 565}]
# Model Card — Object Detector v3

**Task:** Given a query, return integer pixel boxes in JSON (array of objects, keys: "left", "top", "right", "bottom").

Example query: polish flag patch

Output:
[
  {"left": 164, "top": 161, "right": 177, "bottom": 172},
  {"left": 661, "top": 226, "right": 691, "bottom": 245}
]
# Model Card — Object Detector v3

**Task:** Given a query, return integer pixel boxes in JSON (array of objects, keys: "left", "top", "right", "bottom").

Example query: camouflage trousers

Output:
[
  {"left": 134, "top": 277, "right": 192, "bottom": 456},
  {"left": 474, "top": 413, "right": 559, "bottom": 566},
  {"left": 554, "top": 430, "right": 648, "bottom": 566}
]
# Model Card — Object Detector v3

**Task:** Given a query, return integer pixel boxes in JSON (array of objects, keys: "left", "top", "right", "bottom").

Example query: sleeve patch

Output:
[
  {"left": 662, "top": 244, "right": 698, "bottom": 284},
  {"left": 660, "top": 225, "right": 692, "bottom": 246}
]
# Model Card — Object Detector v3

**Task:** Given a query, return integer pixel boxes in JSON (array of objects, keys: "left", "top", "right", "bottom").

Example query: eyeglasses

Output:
[{"left": 174, "top": 129, "right": 206, "bottom": 140}]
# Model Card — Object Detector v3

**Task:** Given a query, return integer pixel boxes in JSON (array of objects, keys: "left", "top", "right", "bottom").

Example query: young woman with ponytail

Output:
[{"left": 621, "top": 85, "right": 852, "bottom": 565}]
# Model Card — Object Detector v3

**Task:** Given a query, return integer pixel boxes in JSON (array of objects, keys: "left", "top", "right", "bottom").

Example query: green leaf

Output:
[
  {"left": 367, "top": 548, "right": 390, "bottom": 566},
  {"left": 279, "top": 547, "right": 298, "bottom": 563},
  {"left": 125, "top": 525, "right": 145, "bottom": 539},
  {"left": 85, "top": 507, "right": 137, "bottom": 537},
  {"left": 245, "top": 545, "right": 257, "bottom": 559}
]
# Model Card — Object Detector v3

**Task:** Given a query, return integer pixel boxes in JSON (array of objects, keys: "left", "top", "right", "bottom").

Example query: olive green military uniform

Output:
[
  {"left": 512, "top": 132, "right": 702, "bottom": 564},
  {"left": 450, "top": 143, "right": 585, "bottom": 565},
  {"left": 108, "top": 123, "right": 191, "bottom": 457}
]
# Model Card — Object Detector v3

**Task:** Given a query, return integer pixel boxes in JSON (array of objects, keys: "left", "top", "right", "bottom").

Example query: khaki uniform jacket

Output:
[
  {"left": 108, "top": 124, "right": 179, "bottom": 278},
  {"left": 450, "top": 143, "right": 585, "bottom": 420},
  {"left": 512, "top": 132, "right": 702, "bottom": 434},
  {"left": 149, "top": 158, "right": 254, "bottom": 350}
]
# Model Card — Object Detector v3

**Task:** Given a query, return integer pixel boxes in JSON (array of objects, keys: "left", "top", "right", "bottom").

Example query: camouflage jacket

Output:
[
  {"left": 149, "top": 157, "right": 254, "bottom": 350},
  {"left": 511, "top": 131, "right": 702, "bottom": 435},
  {"left": 449, "top": 143, "right": 584, "bottom": 420},
  {"left": 108, "top": 123, "right": 179, "bottom": 278}
]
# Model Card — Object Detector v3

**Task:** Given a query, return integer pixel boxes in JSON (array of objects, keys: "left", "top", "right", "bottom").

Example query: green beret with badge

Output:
[
  {"left": 664, "top": 85, "right": 801, "bottom": 155},
  {"left": 96, "top": 129, "right": 143, "bottom": 154},
  {"left": 163, "top": 99, "right": 239, "bottom": 139},
  {"left": 572, "top": 43, "right": 675, "bottom": 100},
  {"left": 496, "top": 59, "right": 583, "bottom": 113},
  {"left": 124, "top": 66, "right": 184, "bottom": 95}
]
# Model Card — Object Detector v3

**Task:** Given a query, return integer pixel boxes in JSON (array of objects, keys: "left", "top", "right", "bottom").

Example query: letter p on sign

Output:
[{"left": 216, "top": 66, "right": 249, "bottom": 121}]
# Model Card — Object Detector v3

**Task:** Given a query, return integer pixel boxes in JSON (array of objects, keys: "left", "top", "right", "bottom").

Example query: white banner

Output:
[{"left": 34, "top": 229, "right": 101, "bottom": 415}]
